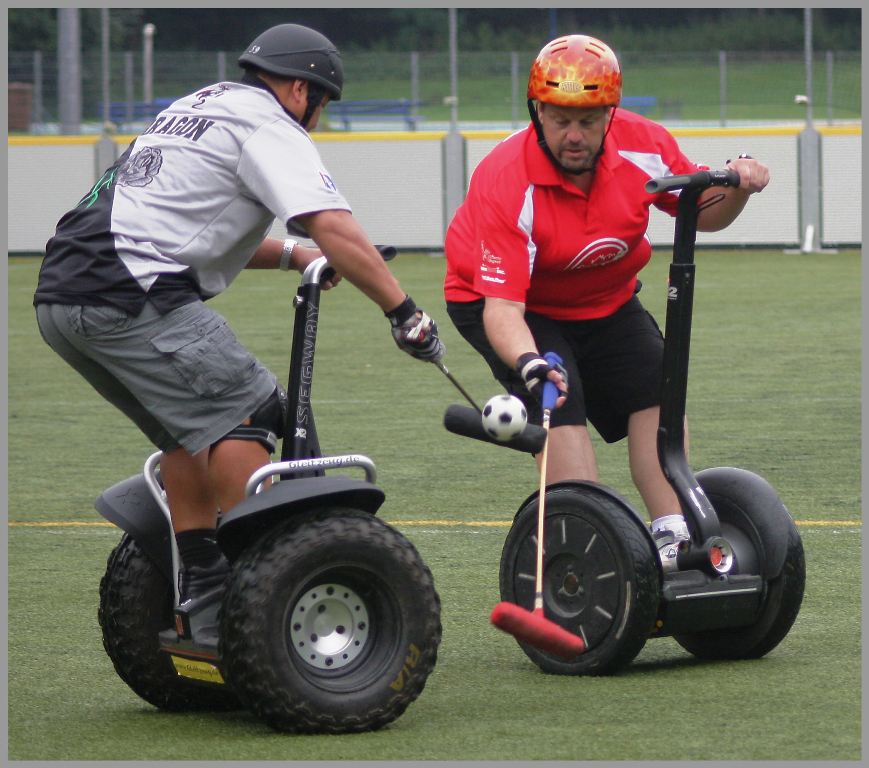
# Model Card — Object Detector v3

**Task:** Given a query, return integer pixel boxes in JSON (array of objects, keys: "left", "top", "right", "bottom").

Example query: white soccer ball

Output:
[{"left": 481, "top": 394, "right": 528, "bottom": 442}]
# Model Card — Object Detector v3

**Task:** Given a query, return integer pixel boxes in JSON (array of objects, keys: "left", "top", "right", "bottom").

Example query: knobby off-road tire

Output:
[
  {"left": 219, "top": 508, "right": 441, "bottom": 733},
  {"left": 98, "top": 533, "right": 240, "bottom": 711},
  {"left": 673, "top": 469, "right": 806, "bottom": 659},
  {"left": 500, "top": 484, "right": 660, "bottom": 675}
]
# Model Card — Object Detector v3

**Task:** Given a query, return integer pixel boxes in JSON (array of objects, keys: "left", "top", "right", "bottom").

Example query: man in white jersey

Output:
[{"left": 34, "top": 23, "right": 444, "bottom": 603}]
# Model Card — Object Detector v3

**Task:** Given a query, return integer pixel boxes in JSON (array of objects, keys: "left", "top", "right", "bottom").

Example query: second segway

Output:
[{"left": 479, "top": 169, "right": 805, "bottom": 674}]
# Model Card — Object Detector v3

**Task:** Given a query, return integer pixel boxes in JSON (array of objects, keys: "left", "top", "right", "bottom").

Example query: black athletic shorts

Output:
[{"left": 446, "top": 295, "right": 664, "bottom": 443}]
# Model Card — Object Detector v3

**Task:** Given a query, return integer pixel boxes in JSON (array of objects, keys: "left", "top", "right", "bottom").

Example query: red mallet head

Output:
[{"left": 491, "top": 602, "right": 585, "bottom": 660}]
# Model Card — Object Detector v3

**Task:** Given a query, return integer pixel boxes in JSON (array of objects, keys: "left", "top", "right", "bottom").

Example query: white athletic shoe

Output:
[{"left": 653, "top": 529, "right": 687, "bottom": 572}]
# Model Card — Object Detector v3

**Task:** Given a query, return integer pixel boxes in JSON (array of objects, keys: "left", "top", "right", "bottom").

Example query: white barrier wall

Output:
[
  {"left": 267, "top": 132, "right": 445, "bottom": 247},
  {"left": 7, "top": 126, "right": 861, "bottom": 253},
  {"left": 821, "top": 130, "right": 862, "bottom": 244},
  {"left": 464, "top": 127, "right": 803, "bottom": 248},
  {"left": 7, "top": 138, "right": 100, "bottom": 252}
]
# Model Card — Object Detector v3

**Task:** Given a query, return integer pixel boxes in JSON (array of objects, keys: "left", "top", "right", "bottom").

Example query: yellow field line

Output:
[
  {"left": 7, "top": 135, "right": 103, "bottom": 146},
  {"left": 8, "top": 124, "right": 860, "bottom": 149},
  {"left": 7, "top": 519, "right": 862, "bottom": 528}
]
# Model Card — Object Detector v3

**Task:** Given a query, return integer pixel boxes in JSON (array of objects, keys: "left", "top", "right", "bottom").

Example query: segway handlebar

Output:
[
  {"left": 300, "top": 245, "right": 397, "bottom": 287},
  {"left": 645, "top": 168, "right": 740, "bottom": 195}
]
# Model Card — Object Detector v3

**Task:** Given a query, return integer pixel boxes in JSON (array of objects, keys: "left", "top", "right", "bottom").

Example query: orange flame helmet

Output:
[{"left": 527, "top": 35, "right": 622, "bottom": 108}]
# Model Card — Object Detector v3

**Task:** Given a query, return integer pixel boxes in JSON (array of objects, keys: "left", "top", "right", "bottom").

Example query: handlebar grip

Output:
[
  {"left": 542, "top": 351, "right": 563, "bottom": 411},
  {"left": 375, "top": 245, "right": 397, "bottom": 261},
  {"left": 645, "top": 168, "right": 740, "bottom": 194}
]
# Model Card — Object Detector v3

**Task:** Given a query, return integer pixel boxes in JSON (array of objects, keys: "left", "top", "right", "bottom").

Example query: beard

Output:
[
  {"left": 559, "top": 157, "right": 596, "bottom": 174},
  {"left": 557, "top": 144, "right": 599, "bottom": 175}
]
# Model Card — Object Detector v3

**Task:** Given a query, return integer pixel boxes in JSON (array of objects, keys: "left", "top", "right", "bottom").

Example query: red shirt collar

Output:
[{"left": 523, "top": 120, "right": 623, "bottom": 192}]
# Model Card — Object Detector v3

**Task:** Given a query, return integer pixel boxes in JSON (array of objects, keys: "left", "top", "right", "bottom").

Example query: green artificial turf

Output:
[{"left": 6, "top": 248, "right": 861, "bottom": 760}]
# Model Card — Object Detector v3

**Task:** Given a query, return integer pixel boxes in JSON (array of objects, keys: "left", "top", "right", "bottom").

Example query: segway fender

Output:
[
  {"left": 696, "top": 467, "right": 793, "bottom": 580},
  {"left": 216, "top": 475, "right": 385, "bottom": 562},
  {"left": 94, "top": 474, "right": 173, "bottom": 581},
  {"left": 515, "top": 479, "right": 658, "bottom": 555}
]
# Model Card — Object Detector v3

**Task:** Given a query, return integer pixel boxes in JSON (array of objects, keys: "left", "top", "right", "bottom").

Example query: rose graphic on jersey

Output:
[
  {"left": 564, "top": 237, "right": 629, "bottom": 270},
  {"left": 193, "top": 83, "right": 231, "bottom": 109},
  {"left": 117, "top": 147, "right": 163, "bottom": 188}
]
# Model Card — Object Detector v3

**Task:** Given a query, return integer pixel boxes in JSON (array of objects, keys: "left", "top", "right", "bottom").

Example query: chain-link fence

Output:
[{"left": 8, "top": 48, "right": 861, "bottom": 133}]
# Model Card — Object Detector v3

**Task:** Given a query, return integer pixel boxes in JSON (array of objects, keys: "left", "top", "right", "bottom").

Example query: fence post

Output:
[
  {"left": 443, "top": 9, "right": 464, "bottom": 235},
  {"left": 511, "top": 51, "right": 519, "bottom": 128},
  {"left": 101, "top": 8, "right": 110, "bottom": 125},
  {"left": 798, "top": 8, "right": 821, "bottom": 252},
  {"left": 124, "top": 52, "right": 134, "bottom": 124},
  {"left": 57, "top": 8, "right": 82, "bottom": 134},
  {"left": 825, "top": 50, "right": 833, "bottom": 125},
  {"left": 95, "top": 135, "right": 118, "bottom": 181},
  {"left": 798, "top": 127, "right": 821, "bottom": 251},
  {"left": 410, "top": 51, "right": 420, "bottom": 122},
  {"left": 143, "top": 23, "right": 155, "bottom": 103},
  {"left": 718, "top": 50, "right": 727, "bottom": 127},
  {"left": 33, "top": 50, "right": 43, "bottom": 127}
]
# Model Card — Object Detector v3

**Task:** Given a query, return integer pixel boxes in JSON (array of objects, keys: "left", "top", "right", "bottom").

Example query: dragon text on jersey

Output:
[{"left": 141, "top": 114, "right": 215, "bottom": 142}]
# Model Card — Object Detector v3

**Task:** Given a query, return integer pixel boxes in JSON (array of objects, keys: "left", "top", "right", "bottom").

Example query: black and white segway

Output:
[
  {"left": 96, "top": 247, "right": 442, "bottom": 732},
  {"left": 447, "top": 169, "right": 805, "bottom": 675}
]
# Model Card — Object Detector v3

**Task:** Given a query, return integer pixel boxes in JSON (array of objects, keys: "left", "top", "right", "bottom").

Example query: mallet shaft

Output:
[{"left": 435, "top": 361, "right": 482, "bottom": 413}]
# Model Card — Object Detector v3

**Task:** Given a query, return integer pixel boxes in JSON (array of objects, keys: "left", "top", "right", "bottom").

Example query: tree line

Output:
[{"left": 9, "top": 8, "right": 861, "bottom": 54}]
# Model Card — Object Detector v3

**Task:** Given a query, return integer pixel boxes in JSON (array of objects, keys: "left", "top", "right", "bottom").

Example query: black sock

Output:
[{"left": 175, "top": 528, "right": 223, "bottom": 570}]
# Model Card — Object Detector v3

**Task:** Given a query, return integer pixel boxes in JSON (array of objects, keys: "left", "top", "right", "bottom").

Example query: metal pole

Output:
[
  {"left": 143, "top": 23, "right": 156, "bottom": 104},
  {"left": 718, "top": 50, "right": 726, "bottom": 127},
  {"left": 803, "top": 8, "right": 814, "bottom": 128},
  {"left": 448, "top": 8, "right": 458, "bottom": 130},
  {"left": 410, "top": 51, "right": 420, "bottom": 122},
  {"left": 825, "top": 50, "right": 833, "bottom": 125},
  {"left": 798, "top": 8, "right": 820, "bottom": 252},
  {"left": 217, "top": 51, "right": 226, "bottom": 82},
  {"left": 57, "top": 7, "right": 82, "bottom": 134},
  {"left": 101, "top": 8, "right": 110, "bottom": 125},
  {"left": 443, "top": 8, "right": 465, "bottom": 236},
  {"left": 511, "top": 51, "right": 519, "bottom": 128},
  {"left": 124, "top": 52, "right": 134, "bottom": 124},
  {"left": 33, "top": 50, "right": 43, "bottom": 127}
]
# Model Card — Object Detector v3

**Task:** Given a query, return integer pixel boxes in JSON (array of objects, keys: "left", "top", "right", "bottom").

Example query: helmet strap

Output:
[
  {"left": 241, "top": 69, "right": 326, "bottom": 130},
  {"left": 527, "top": 99, "right": 616, "bottom": 177},
  {"left": 300, "top": 83, "right": 326, "bottom": 130}
]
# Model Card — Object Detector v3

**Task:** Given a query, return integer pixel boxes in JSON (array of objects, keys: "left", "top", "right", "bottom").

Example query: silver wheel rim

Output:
[{"left": 289, "top": 583, "right": 370, "bottom": 670}]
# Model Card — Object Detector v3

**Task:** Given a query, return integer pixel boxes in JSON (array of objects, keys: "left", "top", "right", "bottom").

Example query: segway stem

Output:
[{"left": 656, "top": 174, "right": 739, "bottom": 543}]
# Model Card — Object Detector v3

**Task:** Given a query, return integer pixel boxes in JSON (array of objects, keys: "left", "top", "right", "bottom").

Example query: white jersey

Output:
[{"left": 36, "top": 78, "right": 350, "bottom": 314}]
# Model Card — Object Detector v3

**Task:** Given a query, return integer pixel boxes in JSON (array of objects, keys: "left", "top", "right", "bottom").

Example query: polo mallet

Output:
[
  {"left": 434, "top": 359, "right": 482, "bottom": 413},
  {"left": 490, "top": 352, "right": 586, "bottom": 660}
]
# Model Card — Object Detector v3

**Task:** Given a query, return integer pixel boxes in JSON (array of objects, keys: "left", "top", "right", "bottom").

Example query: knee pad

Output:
[{"left": 213, "top": 386, "right": 288, "bottom": 454}]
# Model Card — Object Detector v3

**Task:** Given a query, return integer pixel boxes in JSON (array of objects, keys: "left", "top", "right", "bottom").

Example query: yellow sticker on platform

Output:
[{"left": 170, "top": 656, "right": 225, "bottom": 684}]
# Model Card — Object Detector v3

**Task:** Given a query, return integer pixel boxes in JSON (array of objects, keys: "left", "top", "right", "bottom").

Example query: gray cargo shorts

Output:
[{"left": 35, "top": 300, "right": 279, "bottom": 454}]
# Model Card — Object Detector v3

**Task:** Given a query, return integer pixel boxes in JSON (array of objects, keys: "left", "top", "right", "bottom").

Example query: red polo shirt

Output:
[{"left": 444, "top": 109, "right": 703, "bottom": 320}]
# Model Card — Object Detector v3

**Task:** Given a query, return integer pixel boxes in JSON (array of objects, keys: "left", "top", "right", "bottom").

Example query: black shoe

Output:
[{"left": 178, "top": 555, "right": 231, "bottom": 604}]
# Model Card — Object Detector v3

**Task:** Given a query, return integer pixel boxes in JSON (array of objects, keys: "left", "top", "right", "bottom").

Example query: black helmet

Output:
[{"left": 238, "top": 23, "right": 343, "bottom": 101}]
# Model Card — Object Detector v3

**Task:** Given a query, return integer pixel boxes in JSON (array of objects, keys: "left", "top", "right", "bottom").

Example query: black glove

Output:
[
  {"left": 386, "top": 295, "right": 445, "bottom": 362},
  {"left": 516, "top": 352, "right": 567, "bottom": 402}
]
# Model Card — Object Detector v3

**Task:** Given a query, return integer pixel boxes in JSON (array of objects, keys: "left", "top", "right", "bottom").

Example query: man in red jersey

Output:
[{"left": 444, "top": 34, "right": 769, "bottom": 566}]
